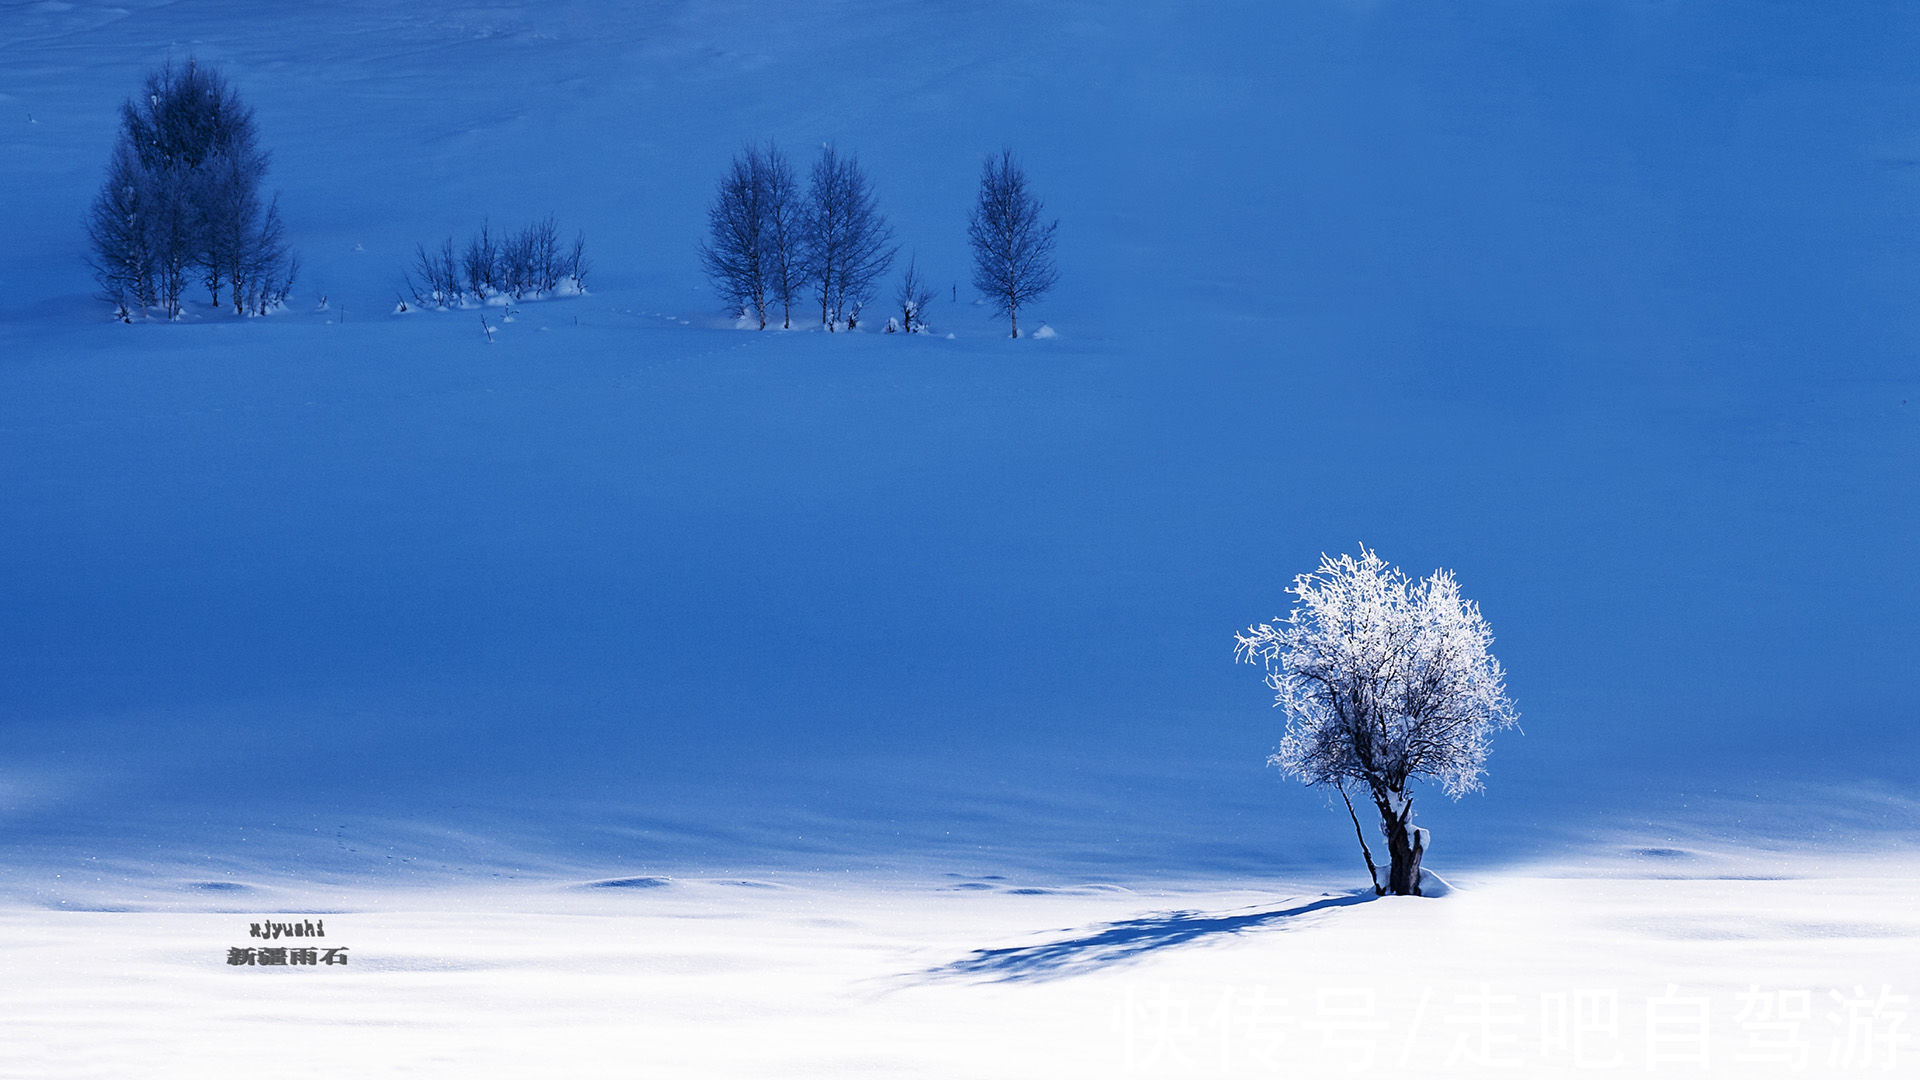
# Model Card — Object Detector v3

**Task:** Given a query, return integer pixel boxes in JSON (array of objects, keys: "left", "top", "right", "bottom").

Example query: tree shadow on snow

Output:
[{"left": 916, "top": 890, "right": 1375, "bottom": 985}]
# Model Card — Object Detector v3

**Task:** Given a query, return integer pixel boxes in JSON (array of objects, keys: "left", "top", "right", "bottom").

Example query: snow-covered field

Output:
[
  {"left": 4, "top": 855, "right": 1915, "bottom": 1077},
  {"left": 2, "top": 0, "right": 1916, "bottom": 1074}
]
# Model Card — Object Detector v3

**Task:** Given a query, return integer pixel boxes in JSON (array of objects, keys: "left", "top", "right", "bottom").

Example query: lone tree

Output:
[
  {"left": 1235, "top": 546, "right": 1518, "bottom": 897},
  {"left": 967, "top": 149, "right": 1057, "bottom": 339},
  {"left": 86, "top": 57, "right": 295, "bottom": 320},
  {"left": 803, "top": 144, "right": 895, "bottom": 330}
]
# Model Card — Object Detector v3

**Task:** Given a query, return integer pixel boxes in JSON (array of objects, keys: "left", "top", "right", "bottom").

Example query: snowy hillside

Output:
[{"left": 1, "top": 1, "right": 1916, "bottom": 1075}]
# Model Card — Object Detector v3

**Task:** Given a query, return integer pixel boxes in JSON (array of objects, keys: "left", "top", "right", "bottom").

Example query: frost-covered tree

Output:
[
  {"left": 967, "top": 149, "right": 1057, "bottom": 339},
  {"left": 85, "top": 58, "right": 296, "bottom": 319},
  {"left": 701, "top": 146, "right": 771, "bottom": 328},
  {"left": 803, "top": 144, "right": 895, "bottom": 331},
  {"left": 1235, "top": 546, "right": 1519, "bottom": 897}
]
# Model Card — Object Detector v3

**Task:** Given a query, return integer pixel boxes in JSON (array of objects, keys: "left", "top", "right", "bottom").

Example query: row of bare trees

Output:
[
  {"left": 87, "top": 65, "right": 1056, "bottom": 339},
  {"left": 702, "top": 144, "right": 1058, "bottom": 338},
  {"left": 702, "top": 143, "right": 895, "bottom": 331}
]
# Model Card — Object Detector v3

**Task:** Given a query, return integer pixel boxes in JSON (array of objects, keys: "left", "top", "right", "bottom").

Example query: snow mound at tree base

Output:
[{"left": 1370, "top": 866, "right": 1455, "bottom": 897}]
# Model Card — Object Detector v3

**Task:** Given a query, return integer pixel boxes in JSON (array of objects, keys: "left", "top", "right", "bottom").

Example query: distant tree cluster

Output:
[
  {"left": 86, "top": 58, "right": 296, "bottom": 321},
  {"left": 701, "top": 145, "right": 1058, "bottom": 339},
  {"left": 84, "top": 64, "right": 1063, "bottom": 339},
  {"left": 406, "top": 217, "right": 588, "bottom": 309},
  {"left": 702, "top": 143, "right": 897, "bottom": 331}
]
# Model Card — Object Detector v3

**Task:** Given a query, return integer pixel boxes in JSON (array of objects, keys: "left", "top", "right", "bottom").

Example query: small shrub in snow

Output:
[
  {"left": 407, "top": 217, "right": 586, "bottom": 309},
  {"left": 893, "top": 255, "right": 936, "bottom": 335},
  {"left": 1235, "top": 546, "right": 1519, "bottom": 897}
]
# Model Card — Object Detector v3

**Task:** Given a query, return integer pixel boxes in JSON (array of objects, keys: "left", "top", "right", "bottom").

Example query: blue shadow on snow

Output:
[{"left": 919, "top": 890, "right": 1375, "bottom": 984}]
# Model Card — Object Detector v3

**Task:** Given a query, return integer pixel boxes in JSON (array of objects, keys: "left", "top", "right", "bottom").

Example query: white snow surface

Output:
[
  {"left": 1, "top": 0, "right": 1918, "bottom": 1074},
  {"left": 4, "top": 852, "right": 1916, "bottom": 1078}
]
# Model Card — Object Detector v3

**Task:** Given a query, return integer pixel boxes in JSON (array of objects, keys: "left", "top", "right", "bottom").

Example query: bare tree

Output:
[
  {"left": 967, "top": 149, "right": 1058, "bottom": 339},
  {"left": 893, "top": 254, "right": 936, "bottom": 334},
  {"left": 761, "top": 144, "right": 804, "bottom": 329},
  {"left": 142, "top": 164, "right": 198, "bottom": 320},
  {"left": 85, "top": 143, "right": 156, "bottom": 320},
  {"left": 461, "top": 221, "right": 499, "bottom": 302},
  {"left": 526, "top": 215, "right": 562, "bottom": 294},
  {"left": 233, "top": 195, "right": 295, "bottom": 315},
  {"left": 408, "top": 238, "right": 460, "bottom": 307},
  {"left": 700, "top": 146, "right": 771, "bottom": 328},
  {"left": 804, "top": 144, "right": 896, "bottom": 331},
  {"left": 497, "top": 225, "right": 534, "bottom": 299},
  {"left": 201, "top": 147, "right": 292, "bottom": 315},
  {"left": 564, "top": 230, "right": 589, "bottom": 292},
  {"left": 1235, "top": 547, "right": 1519, "bottom": 897},
  {"left": 192, "top": 136, "right": 268, "bottom": 311}
]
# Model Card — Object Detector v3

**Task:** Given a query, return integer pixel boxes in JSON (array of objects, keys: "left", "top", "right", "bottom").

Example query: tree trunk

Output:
[
  {"left": 1339, "top": 784, "right": 1384, "bottom": 896},
  {"left": 1375, "top": 789, "right": 1426, "bottom": 896},
  {"left": 1010, "top": 306, "right": 1019, "bottom": 339}
]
